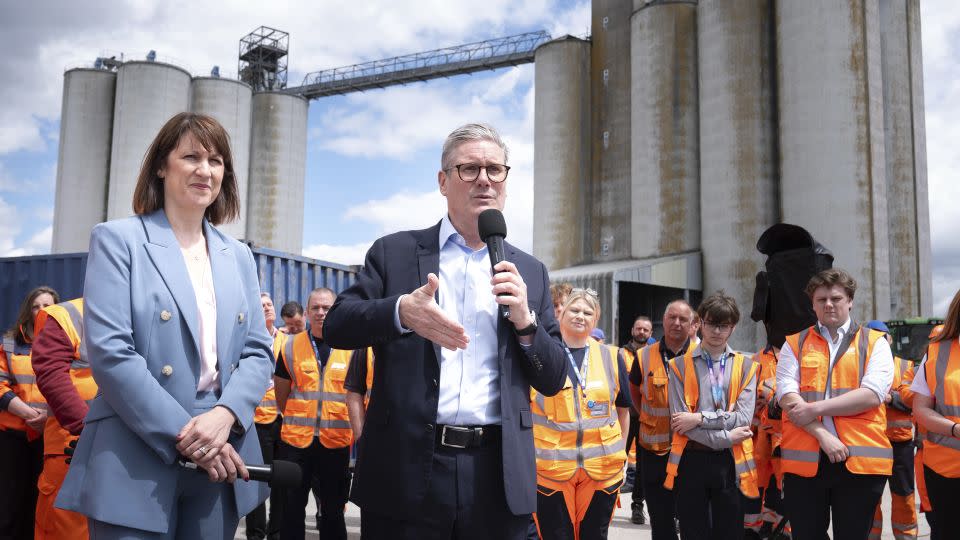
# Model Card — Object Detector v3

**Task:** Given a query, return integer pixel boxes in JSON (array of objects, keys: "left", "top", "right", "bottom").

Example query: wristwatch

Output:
[{"left": 515, "top": 309, "right": 538, "bottom": 336}]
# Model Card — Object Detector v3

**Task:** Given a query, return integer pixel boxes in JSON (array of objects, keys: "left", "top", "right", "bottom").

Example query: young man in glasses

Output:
[{"left": 665, "top": 292, "right": 759, "bottom": 540}]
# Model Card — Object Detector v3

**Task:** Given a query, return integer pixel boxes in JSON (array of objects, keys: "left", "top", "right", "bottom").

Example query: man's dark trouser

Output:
[
  {"left": 278, "top": 438, "right": 350, "bottom": 540},
  {"left": 675, "top": 448, "right": 743, "bottom": 540},
  {"left": 0, "top": 429, "right": 43, "bottom": 540},
  {"left": 626, "top": 414, "right": 645, "bottom": 504},
  {"left": 639, "top": 446, "right": 677, "bottom": 540},
  {"left": 783, "top": 452, "right": 886, "bottom": 540},
  {"left": 245, "top": 417, "right": 283, "bottom": 540},
  {"left": 359, "top": 427, "right": 529, "bottom": 540},
  {"left": 924, "top": 465, "right": 960, "bottom": 540}
]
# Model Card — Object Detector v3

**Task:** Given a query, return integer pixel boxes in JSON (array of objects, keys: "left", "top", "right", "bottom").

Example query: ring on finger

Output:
[{"left": 197, "top": 446, "right": 208, "bottom": 456}]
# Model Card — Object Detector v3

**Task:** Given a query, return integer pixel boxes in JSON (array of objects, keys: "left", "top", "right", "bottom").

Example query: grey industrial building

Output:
[{"left": 534, "top": 0, "right": 930, "bottom": 349}]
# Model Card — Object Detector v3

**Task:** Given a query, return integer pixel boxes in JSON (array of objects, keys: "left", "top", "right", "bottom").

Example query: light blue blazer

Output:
[{"left": 56, "top": 209, "right": 274, "bottom": 533}]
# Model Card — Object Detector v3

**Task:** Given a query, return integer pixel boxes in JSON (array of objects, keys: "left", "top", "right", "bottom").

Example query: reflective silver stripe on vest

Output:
[
  {"left": 599, "top": 345, "right": 617, "bottom": 408},
  {"left": 640, "top": 401, "right": 669, "bottom": 417},
  {"left": 926, "top": 431, "right": 960, "bottom": 451},
  {"left": 535, "top": 437, "right": 625, "bottom": 462},
  {"left": 735, "top": 457, "right": 757, "bottom": 475},
  {"left": 640, "top": 432, "right": 671, "bottom": 444},
  {"left": 933, "top": 340, "right": 955, "bottom": 420},
  {"left": 532, "top": 413, "right": 613, "bottom": 432},
  {"left": 258, "top": 400, "right": 277, "bottom": 408},
  {"left": 798, "top": 391, "right": 819, "bottom": 402},
  {"left": 832, "top": 387, "right": 856, "bottom": 397},
  {"left": 13, "top": 374, "right": 35, "bottom": 385},
  {"left": 26, "top": 402, "right": 47, "bottom": 411},
  {"left": 284, "top": 416, "right": 317, "bottom": 427},
  {"left": 319, "top": 392, "right": 346, "bottom": 403},
  {"left": 60, "top": 301, "right": 88, "bottom": 366},
  {"left": 781, "top": 448, "right": 819, "bottom": 463},
  {"left": 283, "top": 338, "right": 298, "bottom": 387},
  {"left": 289, "top": 390, "right": 322, "bottom": 401},
  {"left": 847, "top": 445, "right": 893, "bottom": 459},
  {"left": 317, "top": 419, "right": 351, "bottom": 429},
  {"left": 2, "top": 337, "right": 15, "bottom": 364},
  {"left": 886, "top": 420, "right": 913, "bottom": 429}
]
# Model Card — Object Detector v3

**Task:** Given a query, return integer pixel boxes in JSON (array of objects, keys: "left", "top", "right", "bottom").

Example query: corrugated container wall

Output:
[
  {"left": 878, "top": 0, "right": 932, "bottom": 318},
  {"left": 697, "top": 0, "right": 779, "bottom": 350},
  {"left": 107, "top": 61, "right": 192, "bottom": 220},
  {"left": 190, "top": 77, "right": 254, "bottom": 241},
  {"left": 247, "top": 92, "right": 308, "bottom": 254},
  {"left": 776, "top": 0, "right": 891, "bottom": 321},
  {"left": 533, "top": 37, "right": 592, "bottom": 271},
  {"left": 0, "top": 248, "right": 355, "bottom": 331},
  {"left": 591, "top": 0, "right": 634, "bottom": 262},
  {"left": 630, "top": 0, "right": 700, "bottom": 258},
  {"left": 52, "top": 69, "right": 116, "bottom": 253}
]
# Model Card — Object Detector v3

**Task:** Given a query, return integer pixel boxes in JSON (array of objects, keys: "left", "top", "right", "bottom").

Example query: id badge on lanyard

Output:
[{"left": 705, "top": 352, "right": 727, "bottom": 413}]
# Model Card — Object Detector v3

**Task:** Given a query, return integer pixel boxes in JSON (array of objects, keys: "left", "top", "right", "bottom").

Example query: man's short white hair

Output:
[{"left": 440, "top": 123, "right": 509, "bottom": 171}]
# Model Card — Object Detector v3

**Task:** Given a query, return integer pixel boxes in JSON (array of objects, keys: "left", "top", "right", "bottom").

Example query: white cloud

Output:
[
  {"left": 343, "top": 190, "right": 448, "bottom": 234},
  {"left": 302, "top": 241, "right": 372, "bottom": 267}
]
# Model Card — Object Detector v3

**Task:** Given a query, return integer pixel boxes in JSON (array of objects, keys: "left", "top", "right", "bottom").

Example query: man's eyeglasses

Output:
[
  {"left": 703, "top": 320, "right": 733, "bottom": 333},
  {"left": 448, "top": 163, "right": 510, "bottom": 183}
]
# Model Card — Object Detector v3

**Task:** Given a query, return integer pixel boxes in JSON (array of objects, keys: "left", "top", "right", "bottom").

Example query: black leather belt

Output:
[{"left": 436, "top": 424, "right": 501, "bottom": 449}]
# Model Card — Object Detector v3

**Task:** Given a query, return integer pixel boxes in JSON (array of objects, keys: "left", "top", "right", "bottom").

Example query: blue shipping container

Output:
[{"left": 0, "top": 246, "right": 358, "bottom": 332}]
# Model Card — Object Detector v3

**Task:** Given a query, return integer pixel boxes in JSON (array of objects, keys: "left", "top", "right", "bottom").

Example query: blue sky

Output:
[{"left": 1, "top": 0, "right": 959, "bottom": 315}]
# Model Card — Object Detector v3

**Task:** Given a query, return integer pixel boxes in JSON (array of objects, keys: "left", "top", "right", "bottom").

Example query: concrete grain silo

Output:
[
  {"left": 52, "top": 68, "right": 116, "bottom": 253},
  {"left": 878, "top": 0, "right": 932, "bottom": 318},
  {"left": 106, "top": 61, "right": 191, "bottom": 220},
  {"left": 533, "top": 37, "right": 592, "bottom": 271},
  {"left": 591, "top": 0, "right": 633, "bottom": 261},
  {"left": 776, "top": 0, "right": 891, "bottom": 321},
  {"left": 630, "top": 0, "right": 700, "bottom": 258},
  {"left": 191, "top": 77, "right": 253, "bottom": 241},
  {"left": 697, "top": 0, "right": 779, "bottom": 349},
  {"left": 247, "top": 92, "right": 308, "bottom": 254}
]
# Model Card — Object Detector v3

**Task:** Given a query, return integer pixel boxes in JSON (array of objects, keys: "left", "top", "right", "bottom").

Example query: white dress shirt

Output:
[
  {"left": 393, "top": 216, "right": 501, "bottom": 425},
  {"left": 776, "top": 318, "right": 893, "bottom": 437}
]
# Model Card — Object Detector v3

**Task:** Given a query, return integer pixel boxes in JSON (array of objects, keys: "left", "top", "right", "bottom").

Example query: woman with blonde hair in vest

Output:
[
  {"left": 665, "top": 291, "right": 758, "bottom": 540},
  {"left": 531, "top": 288, "right": 633, "bottom": 540},
  {"left": 911, "top": 288, "right": 960, "bottom": 540}
]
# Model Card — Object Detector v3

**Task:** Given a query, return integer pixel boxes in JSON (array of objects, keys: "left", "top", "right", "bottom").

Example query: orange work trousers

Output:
[
  {"left": 35, "top": 455, "right": 88, "bottom": 540},
  {"left": 533, "top": 469, "right": 622, "bottom": 540},
  {"left": 869, "top": 440, "right": 918, "bottom": 540}
]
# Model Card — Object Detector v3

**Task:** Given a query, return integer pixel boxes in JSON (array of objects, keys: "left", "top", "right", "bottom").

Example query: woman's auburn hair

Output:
[{"left": 131, "top": 112, "right": 240, "bottom": 225}]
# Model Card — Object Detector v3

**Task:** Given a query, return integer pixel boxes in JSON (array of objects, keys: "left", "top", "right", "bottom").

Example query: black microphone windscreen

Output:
[
  {"left": 269, "top": 459, "right": 302, "bottom": 488},
  {"left": 478, "top": 209, "right": 507, "bottom": 241}
]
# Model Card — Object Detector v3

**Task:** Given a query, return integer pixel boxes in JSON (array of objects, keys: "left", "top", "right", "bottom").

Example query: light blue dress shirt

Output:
[{"left": 394, "top": 215, "right": 502, "bottom": 425}]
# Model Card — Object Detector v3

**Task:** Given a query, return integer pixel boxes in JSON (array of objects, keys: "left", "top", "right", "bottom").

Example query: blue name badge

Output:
[{"left": 588, "top": 400, "right": 610, "bottom": 418}]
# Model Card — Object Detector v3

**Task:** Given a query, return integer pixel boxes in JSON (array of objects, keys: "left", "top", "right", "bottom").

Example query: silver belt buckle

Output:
[{"left": 441, "top": 425, "right": 471, "bottom": 449}]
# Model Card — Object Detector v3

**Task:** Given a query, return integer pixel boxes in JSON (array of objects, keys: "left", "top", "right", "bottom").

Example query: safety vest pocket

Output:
[{"left": 799, "top": 358, "right": 821, "bottom": 393}]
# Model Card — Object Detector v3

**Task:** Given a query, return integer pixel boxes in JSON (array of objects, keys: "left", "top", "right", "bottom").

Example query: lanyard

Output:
[
  {"left": 562, "top": 344, "right": 589, "bottom": 399},
  {"left": 704, "top": 350, "right": 727, "bottom": 412},
  {"left": 306, "top": 326, "right": 325, "bottom": 374}
]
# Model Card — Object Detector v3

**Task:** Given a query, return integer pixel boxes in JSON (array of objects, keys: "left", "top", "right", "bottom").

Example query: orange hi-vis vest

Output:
[
  {"left": 663, "top": 349, "right": 760, "bottom": 498},
  {"left": 34, "top": 300, "right": 97, "bottom": 456},
  {"left": 0, "top": 333, "right": 46, "bottom": 435},
  {"left": 637, "top": 342, "right": 674, "bottom": 454},
  {"left": 280, "top": 331, "right": 356, "bottom": 449},
  {"left": 885, "top": 356, "right": 915, "bottom": 443},
  {"left": 621, "top": 346, "right": 638, "bottom": 375},
  {"left": 753, "top": 346, "right": 782, "bottom": 489},
  {"left": 920, "top": 337, "right": 960, "bottom": 477},
  {"left": 531, "top": 341, "right": 626, "bottom": 482},
  {"left": 254, "top": 330, "right": 287, "bottom": 425},
  {"left": 780, "top": 325, "right": 892, "bottom": 477}
]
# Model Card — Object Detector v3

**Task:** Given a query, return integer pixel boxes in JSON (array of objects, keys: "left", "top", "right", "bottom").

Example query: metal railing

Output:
[{"left": 288, "top": 30, "right": 551, "bottom": 99}]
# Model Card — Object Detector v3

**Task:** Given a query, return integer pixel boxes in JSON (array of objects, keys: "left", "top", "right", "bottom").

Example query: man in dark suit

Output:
[{"left": 324, "top": 123, "right": 568, "bottom": 540}]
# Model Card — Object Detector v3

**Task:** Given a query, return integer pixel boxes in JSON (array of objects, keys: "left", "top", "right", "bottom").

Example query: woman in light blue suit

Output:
[{"left": 56, "top": 113, "right": 275, "bottom": 539}]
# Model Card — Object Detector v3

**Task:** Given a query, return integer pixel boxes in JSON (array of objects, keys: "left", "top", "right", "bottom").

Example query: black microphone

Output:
[
  {"left": 177, "top": 458, "right": 302, "bottom": 488},
  {"left": 478, "top": 208, "right": 510, "bottom": 320}
]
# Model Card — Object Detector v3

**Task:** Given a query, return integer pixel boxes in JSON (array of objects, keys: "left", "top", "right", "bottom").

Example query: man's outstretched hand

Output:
[{"left": 399, "top": 273, "right": 470, "bottom": 351}]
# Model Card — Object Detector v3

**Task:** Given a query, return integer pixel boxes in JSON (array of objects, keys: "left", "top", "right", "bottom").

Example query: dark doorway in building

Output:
[{"left": 617, "top": 282, "right": 702, "bottom": 346}]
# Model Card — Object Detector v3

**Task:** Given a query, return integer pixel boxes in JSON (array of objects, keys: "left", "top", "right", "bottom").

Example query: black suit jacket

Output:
[{"left": 324, "top": 221, "right": 568, "bottom": 518}]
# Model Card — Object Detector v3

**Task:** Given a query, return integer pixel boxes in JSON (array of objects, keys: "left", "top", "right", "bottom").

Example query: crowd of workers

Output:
[{"left": 1, "top": 114, "right": 959, "bottom": 540}]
